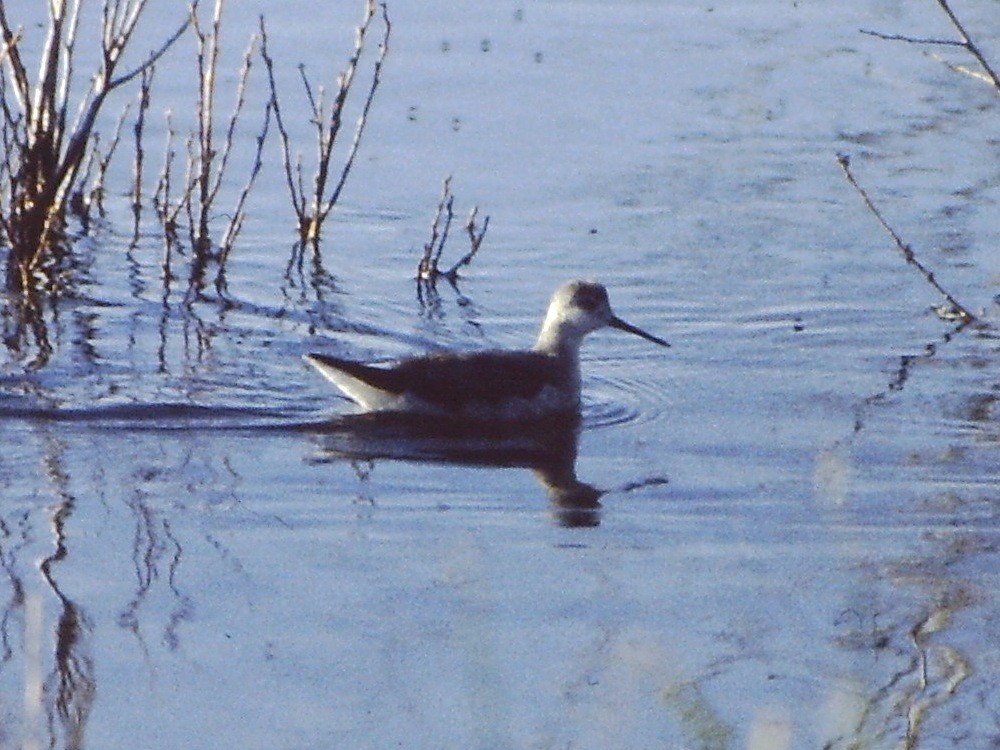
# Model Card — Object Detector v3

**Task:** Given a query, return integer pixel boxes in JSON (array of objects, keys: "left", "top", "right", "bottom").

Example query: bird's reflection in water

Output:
[{"left": 307, "top": 412, "right": 603, "bottom": 527}]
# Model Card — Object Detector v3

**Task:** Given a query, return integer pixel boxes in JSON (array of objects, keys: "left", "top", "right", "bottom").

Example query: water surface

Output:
[{"left": 2, "top": 1, "right": 1000, "bottom": 748}]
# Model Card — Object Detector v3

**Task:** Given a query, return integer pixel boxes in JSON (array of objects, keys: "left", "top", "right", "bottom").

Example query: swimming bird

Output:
[{"left": 304, "top": 280, "right": 669, "bottom": 420}]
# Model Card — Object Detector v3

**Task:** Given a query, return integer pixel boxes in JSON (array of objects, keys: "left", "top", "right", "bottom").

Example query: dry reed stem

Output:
[
  {"left": 152, "top": 111, "right": 180, "bottom": 235},
  {"left": 210, "top": 37, "right": 258, "bottom": 213},
  {"left": 216, "top": 101, "right": 271, "bottom": 294},
  {"left": 75, "top": 101, "right": 131, "bottom": 221},
  {"left": 320, "top": 3, "right": 391, "bottom": 230},
  {"left": 190, "top": 0, "right": 223, "bottom": 253},
  {"left": 260, "top": 0, "right": 390, "bottom": 247},
  {"left": 259, "top": 21, "right": 302, "bottom": 220},
  {"left": 130, "top": 65, "right": 153, "bottom": 243},
  {"left": 445, "top": 206, "right": 490, "bottom": 278},
  {"left": 140, "top": 0, "right": 264, "bottom": 303}
]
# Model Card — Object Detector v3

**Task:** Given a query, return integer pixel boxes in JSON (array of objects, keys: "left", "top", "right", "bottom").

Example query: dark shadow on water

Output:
[
  {"left": 0, "top": 400, "right": 318, "bottom": 429},
  {"left": 305, "top": 412, "right": 604, "bottom": 528},
  {"left": 0, "top": 400, "right": 605, "bottom": 526}
]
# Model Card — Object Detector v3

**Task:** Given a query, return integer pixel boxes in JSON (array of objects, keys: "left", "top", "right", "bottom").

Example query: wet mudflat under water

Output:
[{"left": 3, "top": 1, "right": 1000, "bottom": 748}]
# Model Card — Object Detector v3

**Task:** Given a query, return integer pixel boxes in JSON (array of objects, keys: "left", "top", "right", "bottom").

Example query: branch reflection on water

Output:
[
  {"left": 17, "top": 434, "right": 97, "bottom": 750},
  {"left": 828, "top": 536, "right": 980, "bottom": 750},
  {"left": 305, "top": 412, "right": 604, "bottom": 528},
  {"left": 0, "top": 428, "right": 206, "bottom": 750}
]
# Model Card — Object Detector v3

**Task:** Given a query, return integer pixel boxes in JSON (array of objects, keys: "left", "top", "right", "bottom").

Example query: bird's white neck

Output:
[
  {"left": 533, "top": 319, "right": 585, "bottom": 358},
  {"left": 533, "top": 327, "right": 583, "bottom": 407}
]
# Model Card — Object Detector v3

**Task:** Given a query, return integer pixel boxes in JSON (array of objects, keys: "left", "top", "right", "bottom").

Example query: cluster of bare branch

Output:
[
  {"left": 845, "top": 0, "right": 998, "bottom": 327},
  {"left": 416, "top": 176, "right": 489, "bottom": 300},
  {"left": 0, "top": 0, "right": 390, "bottom": 311},
  {"left": 169, "top": 0, "right": 270, "bottom": 301},
  {"left": 127, "top": 0, "right": 271, "bottom": 305},
  {"left": 0, "top": 0, "right": 191, "bottom": 293},
  {"left": 260, "top": 0, "right": 390, "bottom": 252},
  {"left": 0, "top": 0, "right": 401, "bottom": 365}
]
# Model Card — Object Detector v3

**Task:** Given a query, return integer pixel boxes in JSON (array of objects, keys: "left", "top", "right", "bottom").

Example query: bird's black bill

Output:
[{"left": 609, "top": 316, "right": 670, "bottom": 347}]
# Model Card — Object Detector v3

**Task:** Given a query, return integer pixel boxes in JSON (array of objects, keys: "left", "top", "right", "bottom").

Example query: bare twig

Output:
[
  {"left": 152, "top": 112, "right": 195, "bottom": 242},
  {"left": 320, "top": 2, "right": 391, "bottom": 225},
  {"left": 932, "top": 0, "right": 1000, "bottom": 92},
  {"left": 131, "top": 65, "right": 153, "bottom": 239},
  {"left": 259, "top": 17, "right": 304, "bottom": 220},
  {"left": 216, "top": 101, "right": 272, "bottom": 295},
  {"left": 148, "top": 0, "right": 264, "bottom": 303},
  {"left": 859, "top": 29, "right": 964, "bottom": 47},
  {"left": 54, "top": 2, "right": 193, "bottom": 217},
  {"left": 189, "top": 0, "right": 222, "bottom": 255},
  {"left": 837, "top": 153, "right": 974, "bottom": 323},
  {"left": 261, "top": 0, "right": 390, "bottom": 247},
  {"left": 207, "top": 34, "right": 257, "bottom": 220},
  {"left": 444, "top": 206, "right": 490, "bottom": 278},
  {"left": 0, "top": 22, "right": 18, "bottom": 68},
  {"left": 416, "top": 176, "right": 490, "bottom": 296},
  {"left": 152, "top": 111, "right": 176, "bottom": 232},
  {"left": 417, "top": 176, "right": 454, "bottom": 281},
  {"left": 108, "top": 8, "right": 192, "bottom": 90},
  {"left": 86, "top": 100, "right": 132, "bottom": 217},
  {"left": 861, "top": 0, "right": 1000, "bottom": 95},
  {"left": 71, "top": 136, "right": 101, "bottom": 220},
  {"left": 0, "top": 9, "right": 30, "bottom": 113}
]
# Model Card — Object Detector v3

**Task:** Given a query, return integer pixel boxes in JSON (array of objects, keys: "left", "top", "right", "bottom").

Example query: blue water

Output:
[{"left": 2, "top": 1, "right": 1000, "bottom": 748}]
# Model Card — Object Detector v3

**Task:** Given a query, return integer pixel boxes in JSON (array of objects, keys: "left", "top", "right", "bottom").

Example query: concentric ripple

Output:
[{"left": 581, "top": 370, "right": 671, "bottom": 429}]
